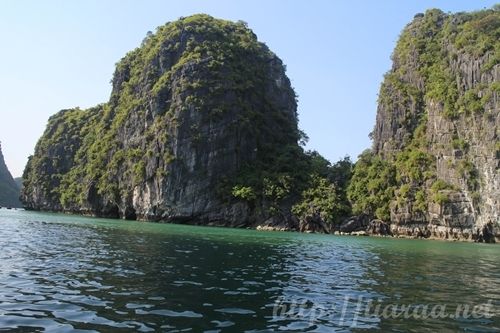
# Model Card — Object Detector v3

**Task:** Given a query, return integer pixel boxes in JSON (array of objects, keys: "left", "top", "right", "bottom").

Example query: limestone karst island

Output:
[
  {"left": 0, "top": 3, "right": 499, "bottom": 332},
  {"left": 21, "top": 11, "right": 499, "bottom": 241}
]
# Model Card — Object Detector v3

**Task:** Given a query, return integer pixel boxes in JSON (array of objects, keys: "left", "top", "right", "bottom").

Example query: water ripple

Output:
[{"left": 0, "top": 209, "right": 499, "bottom": 332}]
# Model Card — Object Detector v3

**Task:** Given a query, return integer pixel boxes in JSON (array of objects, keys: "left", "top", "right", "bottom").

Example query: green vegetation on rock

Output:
[
  {"left": 347, "top": 150, "right": 395, "bottom": 221},
  {"left": 291, "top": 154, "right": 353, "bottom": 226}
]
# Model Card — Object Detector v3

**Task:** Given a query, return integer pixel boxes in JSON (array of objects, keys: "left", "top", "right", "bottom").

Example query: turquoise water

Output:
[{"left": 0, "top": 208, "right": 499, "bottom": 332}]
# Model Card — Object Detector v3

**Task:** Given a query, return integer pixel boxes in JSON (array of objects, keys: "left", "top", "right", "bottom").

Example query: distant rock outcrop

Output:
[
  {"left": 14, "top": 177, "right": 23, "bottom": 191},
  {"left": 0, "top": 142, "right": 21, "bottom": 208}
]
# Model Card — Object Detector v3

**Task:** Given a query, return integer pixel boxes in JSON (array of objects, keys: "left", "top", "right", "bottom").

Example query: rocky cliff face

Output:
[
  {"left": 0, "top": 142, "right": 21, "bottom": 208},
  {"left": 370, "top": 9, "right": 499, "bottom": 241},
  {"left": 21, "top": 15, "right": 303, "bottom": 227}
]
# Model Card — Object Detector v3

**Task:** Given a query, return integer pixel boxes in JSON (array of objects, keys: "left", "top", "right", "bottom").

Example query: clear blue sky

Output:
[{"left": 0, "top": 0, "right": 497, "bottom": 177}]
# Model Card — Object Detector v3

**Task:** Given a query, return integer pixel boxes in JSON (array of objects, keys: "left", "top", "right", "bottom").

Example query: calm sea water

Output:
[{"left": 0, "top": 208, "right": 499, "bottom": 332}]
